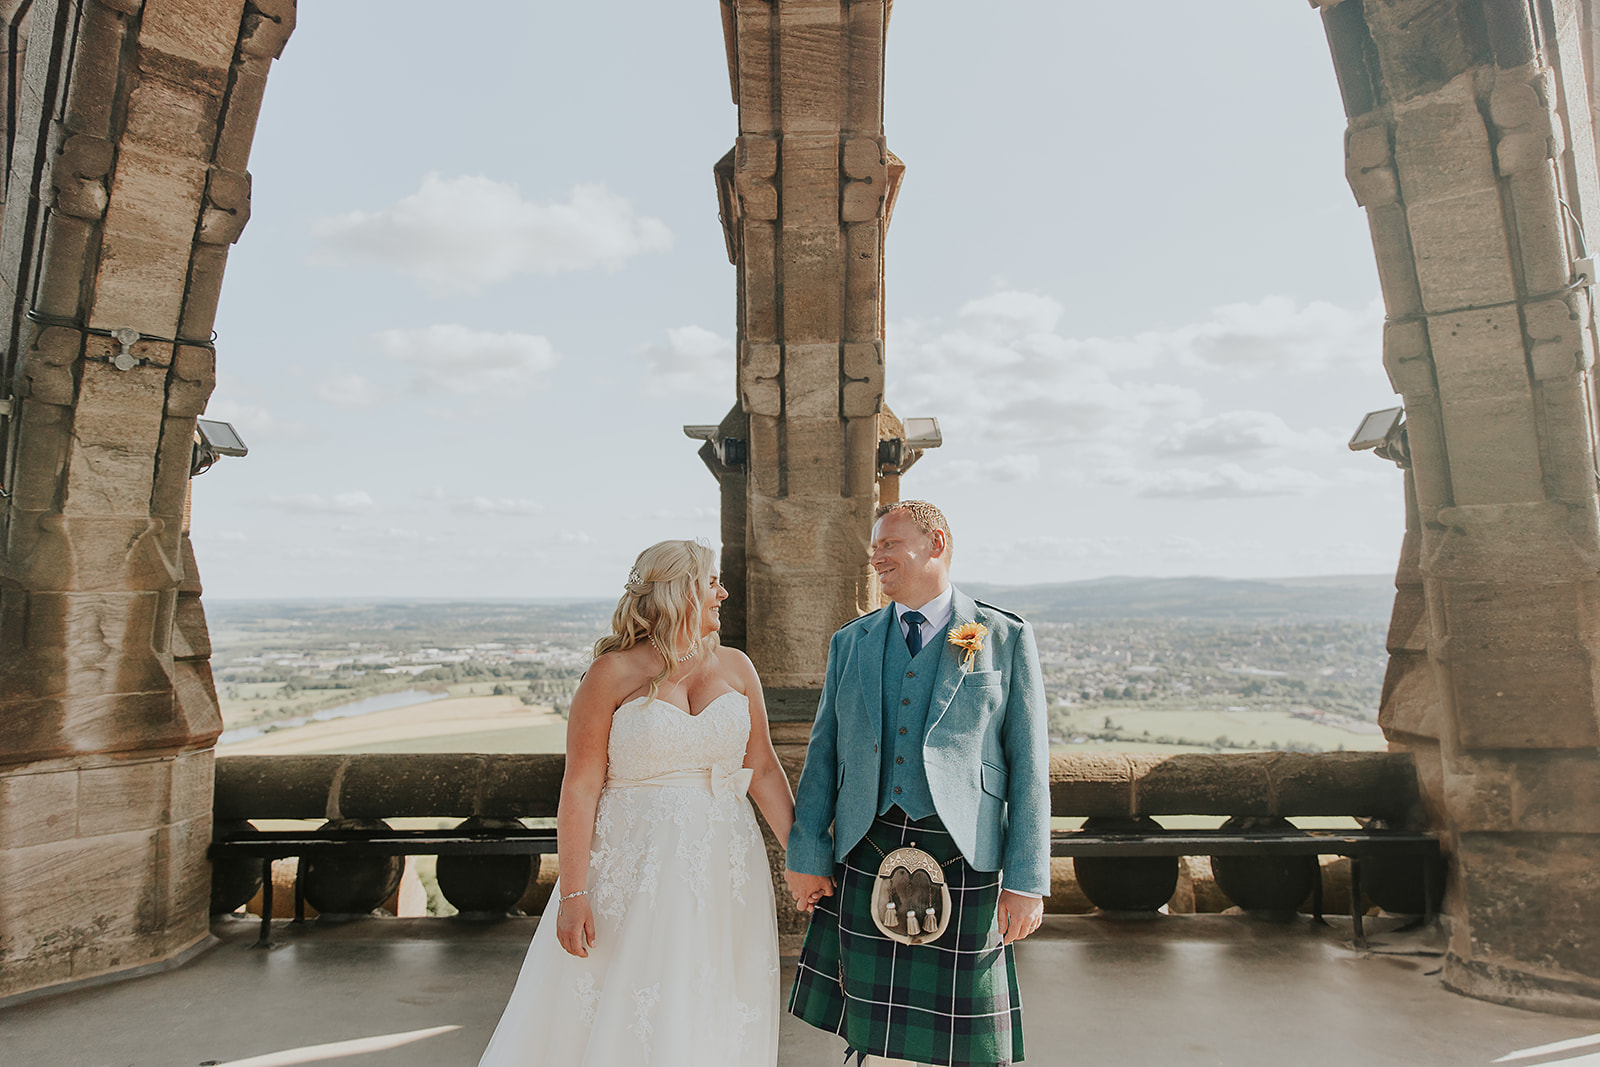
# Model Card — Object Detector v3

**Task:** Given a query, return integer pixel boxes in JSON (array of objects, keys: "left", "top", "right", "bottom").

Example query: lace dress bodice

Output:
[{"left": 606, "top": 691, "right": 751, "bottom": 781}]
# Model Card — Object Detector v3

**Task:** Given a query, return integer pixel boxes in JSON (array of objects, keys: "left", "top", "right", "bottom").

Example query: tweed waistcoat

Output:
[{"left": 877, "top": 620, "right": 946, "bottom": 819}]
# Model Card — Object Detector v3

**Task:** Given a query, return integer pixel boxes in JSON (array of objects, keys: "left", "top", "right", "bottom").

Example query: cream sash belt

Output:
[{"left": 606, "top": 762, "right": 753, "bottom": 799}]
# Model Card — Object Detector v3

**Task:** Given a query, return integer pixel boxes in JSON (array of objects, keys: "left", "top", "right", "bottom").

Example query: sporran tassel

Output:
[{"left": 906, "top": 911, "right": 921, "bottom": 937}]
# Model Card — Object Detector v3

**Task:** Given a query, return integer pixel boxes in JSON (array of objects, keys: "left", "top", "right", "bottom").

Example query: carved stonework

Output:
[
  {"left": 1321, "top": 0, "right": 1600, "bottom": 1015},
  {"left": 0, "top": 0, "right": 293, "bottom": 1001},
  {"left": 716, "top": 0, "right": 896, "bottom": 691}
]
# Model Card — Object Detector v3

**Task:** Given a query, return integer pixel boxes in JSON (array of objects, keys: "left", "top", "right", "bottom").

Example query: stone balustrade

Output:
[{"left": 212, "top": 750, "right": 1432, "bottom": 923}]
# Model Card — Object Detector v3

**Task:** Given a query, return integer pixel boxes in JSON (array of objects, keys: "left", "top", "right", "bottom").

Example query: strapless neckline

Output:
[{"left": 617, "top": 690, "right": 748, "bottom": 719}]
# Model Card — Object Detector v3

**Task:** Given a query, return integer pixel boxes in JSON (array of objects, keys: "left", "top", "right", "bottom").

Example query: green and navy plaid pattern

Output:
[{"left": 789, "top": 809, "right": 1024, "bottom": 1066}]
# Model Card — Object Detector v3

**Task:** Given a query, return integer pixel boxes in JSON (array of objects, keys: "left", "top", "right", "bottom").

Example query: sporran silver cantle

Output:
[{"left": 869, "top": 844, "right": 953, "bottom": 945}]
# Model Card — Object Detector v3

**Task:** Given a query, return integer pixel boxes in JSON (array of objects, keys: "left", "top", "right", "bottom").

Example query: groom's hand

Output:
[
  {"left": 997, "top": 890, "right": 1044, "bottom": 945},
  {"left": 784, "top": 869, "right": 835, "bottom": 913}
]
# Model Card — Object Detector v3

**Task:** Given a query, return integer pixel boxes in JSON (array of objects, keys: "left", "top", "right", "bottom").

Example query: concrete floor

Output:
[{"left": 1, "top": 915, "right": 1596, "bottom": 1067}]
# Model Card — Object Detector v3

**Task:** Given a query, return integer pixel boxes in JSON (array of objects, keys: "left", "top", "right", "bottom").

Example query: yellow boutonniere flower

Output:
[{"left": 947, "top": 622, "right": 988, "bottom": 671}]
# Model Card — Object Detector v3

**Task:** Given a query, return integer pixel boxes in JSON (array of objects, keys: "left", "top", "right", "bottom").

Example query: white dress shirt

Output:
[
  {"left": 894, "top": 585, "right": 954, "bottom": 648},
  {"left": 891, "top": 583, "right": 1039, "bottom": 900}
]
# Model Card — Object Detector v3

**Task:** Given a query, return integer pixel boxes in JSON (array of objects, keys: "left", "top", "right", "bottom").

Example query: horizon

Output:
[{"left": 201, "top": 571, "right": 1396, "bottom": 605}]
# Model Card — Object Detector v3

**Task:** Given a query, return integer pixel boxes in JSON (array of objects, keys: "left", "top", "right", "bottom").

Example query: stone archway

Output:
[{"left": 0, "top": 0, "right": 1596, "bottom": 1016}]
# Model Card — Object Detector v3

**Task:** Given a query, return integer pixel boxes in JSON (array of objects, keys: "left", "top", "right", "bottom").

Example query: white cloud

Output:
[
  {"left": 891, "top": 296, "right": 1206, "bottom": 445},
  {"left": 311, "top": 175, "right": 673, "bottom": 295},
  {"left": 465, "top": 496, "right": 542, "bottom": 516},
  {"left": 285, "top": 544, "right": 357, "bottom": 560},
  {"left": 959, "top": 290, "right": 1064, "bottom": 336},
  {"left": 374, "top": 324, "right": 559, "bottom": 397},
  {"left": 644, "top": 506, "right": 718, "bottom": 520},
  {"left": 379, "top": 527, "right": 436, "bottom": 542},
  {"left": 1155, "top": 411, "right": 1335, "bottom": 456},
  {"left": 264, "top": 490, "right": 377, "bottom": 514},
  {"left": 998, "top": 535, "right": 1123, "bottom": 561},
  {"left": 313, "top": 373, "right": 381, "bottom": 409},
  {"left": 1131, "top": 463, "right": 1326, "bottom": 499},
  {"left": 639, "top": 325, "right": 733, "bottom": 396},
  {"left": 202, "top": 399, "right": 305, "bottom": 440},
  {"left": 937, "top": 453, "right": 1042, "bottom": 483},
  {"left": 890, "top": 292, "right": 1387, "bottom": 509},
  {"left": 1172, "top": 297, "right": 1383, "bottom": 376}
]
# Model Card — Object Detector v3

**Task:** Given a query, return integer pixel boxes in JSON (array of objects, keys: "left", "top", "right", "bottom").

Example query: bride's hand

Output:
[{"left": 556, "top": 895, "right": 595, "bottom": 957}]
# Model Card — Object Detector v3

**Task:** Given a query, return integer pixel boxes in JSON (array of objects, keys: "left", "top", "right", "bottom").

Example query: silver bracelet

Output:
[{"left": 559, "top": 889, "right": 588, "bottom": 903}]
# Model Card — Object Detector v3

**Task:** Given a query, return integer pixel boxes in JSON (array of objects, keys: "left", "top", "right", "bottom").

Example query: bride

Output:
[{"left": 476, "top": 540, "right": 794, "bottom": 1067}]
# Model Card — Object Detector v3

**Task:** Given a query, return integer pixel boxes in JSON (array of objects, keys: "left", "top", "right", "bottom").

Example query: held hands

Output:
[
  {"left": 783, "top": 869, "right": 835, "bottom": 913},
  {"left": 556, "top": 894, "right": 596, "bottom": 957},
  {"left": 996, "top": 890, "right": 1044, "bottom": 945}
]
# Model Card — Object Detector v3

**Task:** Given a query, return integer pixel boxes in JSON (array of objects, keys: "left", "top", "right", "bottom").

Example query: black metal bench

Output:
[
  {"left": 1050, "top": 825, "right": 1441, "bottom": 945},
  {"left": 208, "top": 825, "right": 559, "bottom": 948}
]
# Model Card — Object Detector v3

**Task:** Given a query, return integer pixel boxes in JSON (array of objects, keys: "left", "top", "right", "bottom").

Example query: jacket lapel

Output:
[
  {"left": 855, "top": 605, "right": 893, "bottom": 738},
  {"left": 925, "top": 586, "right": 977, "bottom": 737}
]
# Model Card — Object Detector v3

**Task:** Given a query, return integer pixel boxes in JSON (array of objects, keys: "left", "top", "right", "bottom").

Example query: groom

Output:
[{"left": 785, "top": 500, "right": 1050, "bottom": 1067}]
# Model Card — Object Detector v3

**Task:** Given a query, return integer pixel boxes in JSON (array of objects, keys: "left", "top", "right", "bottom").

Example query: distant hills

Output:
[
  {"left": 208, "top": 574, "right": 1397, "bottom": 635},
  {"left": 961, "top": 574, "right": 1395, "bottom": 623}
]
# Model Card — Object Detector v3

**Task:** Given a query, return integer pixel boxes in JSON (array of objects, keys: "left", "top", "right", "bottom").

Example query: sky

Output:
[{"left": 195, "top": 0, "right": 1401, "bottom": 600}]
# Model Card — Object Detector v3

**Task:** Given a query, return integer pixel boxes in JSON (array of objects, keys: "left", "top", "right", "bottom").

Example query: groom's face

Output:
[{"left": 870, "top": 512, "right": 949, "bottom": 606}]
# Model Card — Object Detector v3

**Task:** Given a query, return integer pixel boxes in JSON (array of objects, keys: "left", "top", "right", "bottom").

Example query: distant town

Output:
[{"left": 209, "top": 575, "right": 1392, "bottom": 755}]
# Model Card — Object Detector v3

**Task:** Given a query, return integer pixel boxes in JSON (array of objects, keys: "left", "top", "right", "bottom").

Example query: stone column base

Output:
[
  {"left": 1444, "top": 954, "right": 1600, "bottom": 1020},
  {"left": 0, "top": 749, "right": 215, "bottom": 1000}
]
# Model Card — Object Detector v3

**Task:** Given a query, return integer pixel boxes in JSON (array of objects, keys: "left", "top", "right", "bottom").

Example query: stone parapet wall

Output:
[{"left": 215, "top": 750, "right": 1421, "bottom": 823}]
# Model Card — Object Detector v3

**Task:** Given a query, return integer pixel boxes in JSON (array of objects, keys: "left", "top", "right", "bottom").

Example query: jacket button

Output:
[
  {"left": 873, "top": 744, "right": 879, "bottom": 753},
  {"left": 898, "top": 727, "right": 908, "bottom": 735},
  {"left": 896, "top": 756, "right": 905, "bottom": 765},
  {"left": 893, "top": 786, "right": 902, "bottom": 794},
  {"left": 906, "top": 671, "right": 915, "bottom": 678},
  {"left": 901, "top": 698, "right": 911, "bottom": 705}
]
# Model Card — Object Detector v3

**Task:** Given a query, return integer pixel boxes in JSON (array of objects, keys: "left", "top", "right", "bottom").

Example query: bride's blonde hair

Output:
[{"left": 593, "top": 539, "right": 719, "bottom": 699}]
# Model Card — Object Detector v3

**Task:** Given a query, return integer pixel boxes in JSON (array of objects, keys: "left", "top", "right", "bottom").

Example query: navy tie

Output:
[{"left": 902, "top": 610, "right": 927, "bottom": 656}]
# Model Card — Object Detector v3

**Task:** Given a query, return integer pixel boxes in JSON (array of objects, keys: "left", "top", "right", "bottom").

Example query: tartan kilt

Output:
[{"left": 788, "top": 808, "right": 1024, "bottom": 1066}]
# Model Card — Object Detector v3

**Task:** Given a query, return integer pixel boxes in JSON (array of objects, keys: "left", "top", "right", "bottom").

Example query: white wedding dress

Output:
[{"left": 476, "top": 691, "right": 780, "bottom": 1067}]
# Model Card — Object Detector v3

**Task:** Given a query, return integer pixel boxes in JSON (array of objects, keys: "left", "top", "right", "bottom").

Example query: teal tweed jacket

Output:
[{"left": 786, "top": 586, "right": 1052, "bottom": 897}]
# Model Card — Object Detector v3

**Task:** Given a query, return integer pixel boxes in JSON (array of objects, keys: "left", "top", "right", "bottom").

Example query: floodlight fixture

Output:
[
  {"left": 1349, "top": 407, "right": 1403, "bottom": 451},
  {"left": 878, "top": 416, "right": 944, "bottom": 475},
  {"left": 191, "top": 418, "right": 248, "bottom": 477},
  {"left": 903, "top": 417, "right": 943, "bottom": 451},
  {"left": 683, "top": 423, "right": 747, "bottom": 472},
  {"left": 1348, "top": 406, "right": 1409, "bottom": 469}
]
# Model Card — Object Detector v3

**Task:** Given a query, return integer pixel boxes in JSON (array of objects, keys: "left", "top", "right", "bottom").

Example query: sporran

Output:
[{"left": 868, "top": 844, "right": 954, "bottom": 945}]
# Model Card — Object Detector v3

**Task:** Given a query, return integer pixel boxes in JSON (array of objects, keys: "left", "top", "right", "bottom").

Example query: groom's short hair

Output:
[{"left": 874, "top": 500, "right": 952, "bottom": 557}]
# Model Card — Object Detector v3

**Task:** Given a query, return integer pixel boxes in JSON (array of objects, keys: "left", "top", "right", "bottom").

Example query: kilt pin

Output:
[{"left": 786, "top": 586, "right": 1051, "bottom": 1067}]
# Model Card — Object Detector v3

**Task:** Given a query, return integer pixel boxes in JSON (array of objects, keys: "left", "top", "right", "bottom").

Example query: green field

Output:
[
  {"left": 1051, "top": 699, "right": 1386, "bottom": 753},
  {"left": 324, "top": 722, "right": 570, "bottom": 755}
]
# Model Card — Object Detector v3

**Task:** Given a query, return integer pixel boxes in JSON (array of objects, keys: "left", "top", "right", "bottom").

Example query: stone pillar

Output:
[
  {"left": 1322, "top": 0, "right": 1600, "bottom": 1014},
  {"left": 0, "top": 0, "right": 292, "bottom": 1000},
  {"left": 714, "top": 0, "right": 903, "bottom": 693}
]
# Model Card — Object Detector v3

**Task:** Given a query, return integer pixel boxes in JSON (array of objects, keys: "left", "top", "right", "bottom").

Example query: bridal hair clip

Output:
[{"left": 625, "top": 567, "right": 653, "bottom": 594}]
